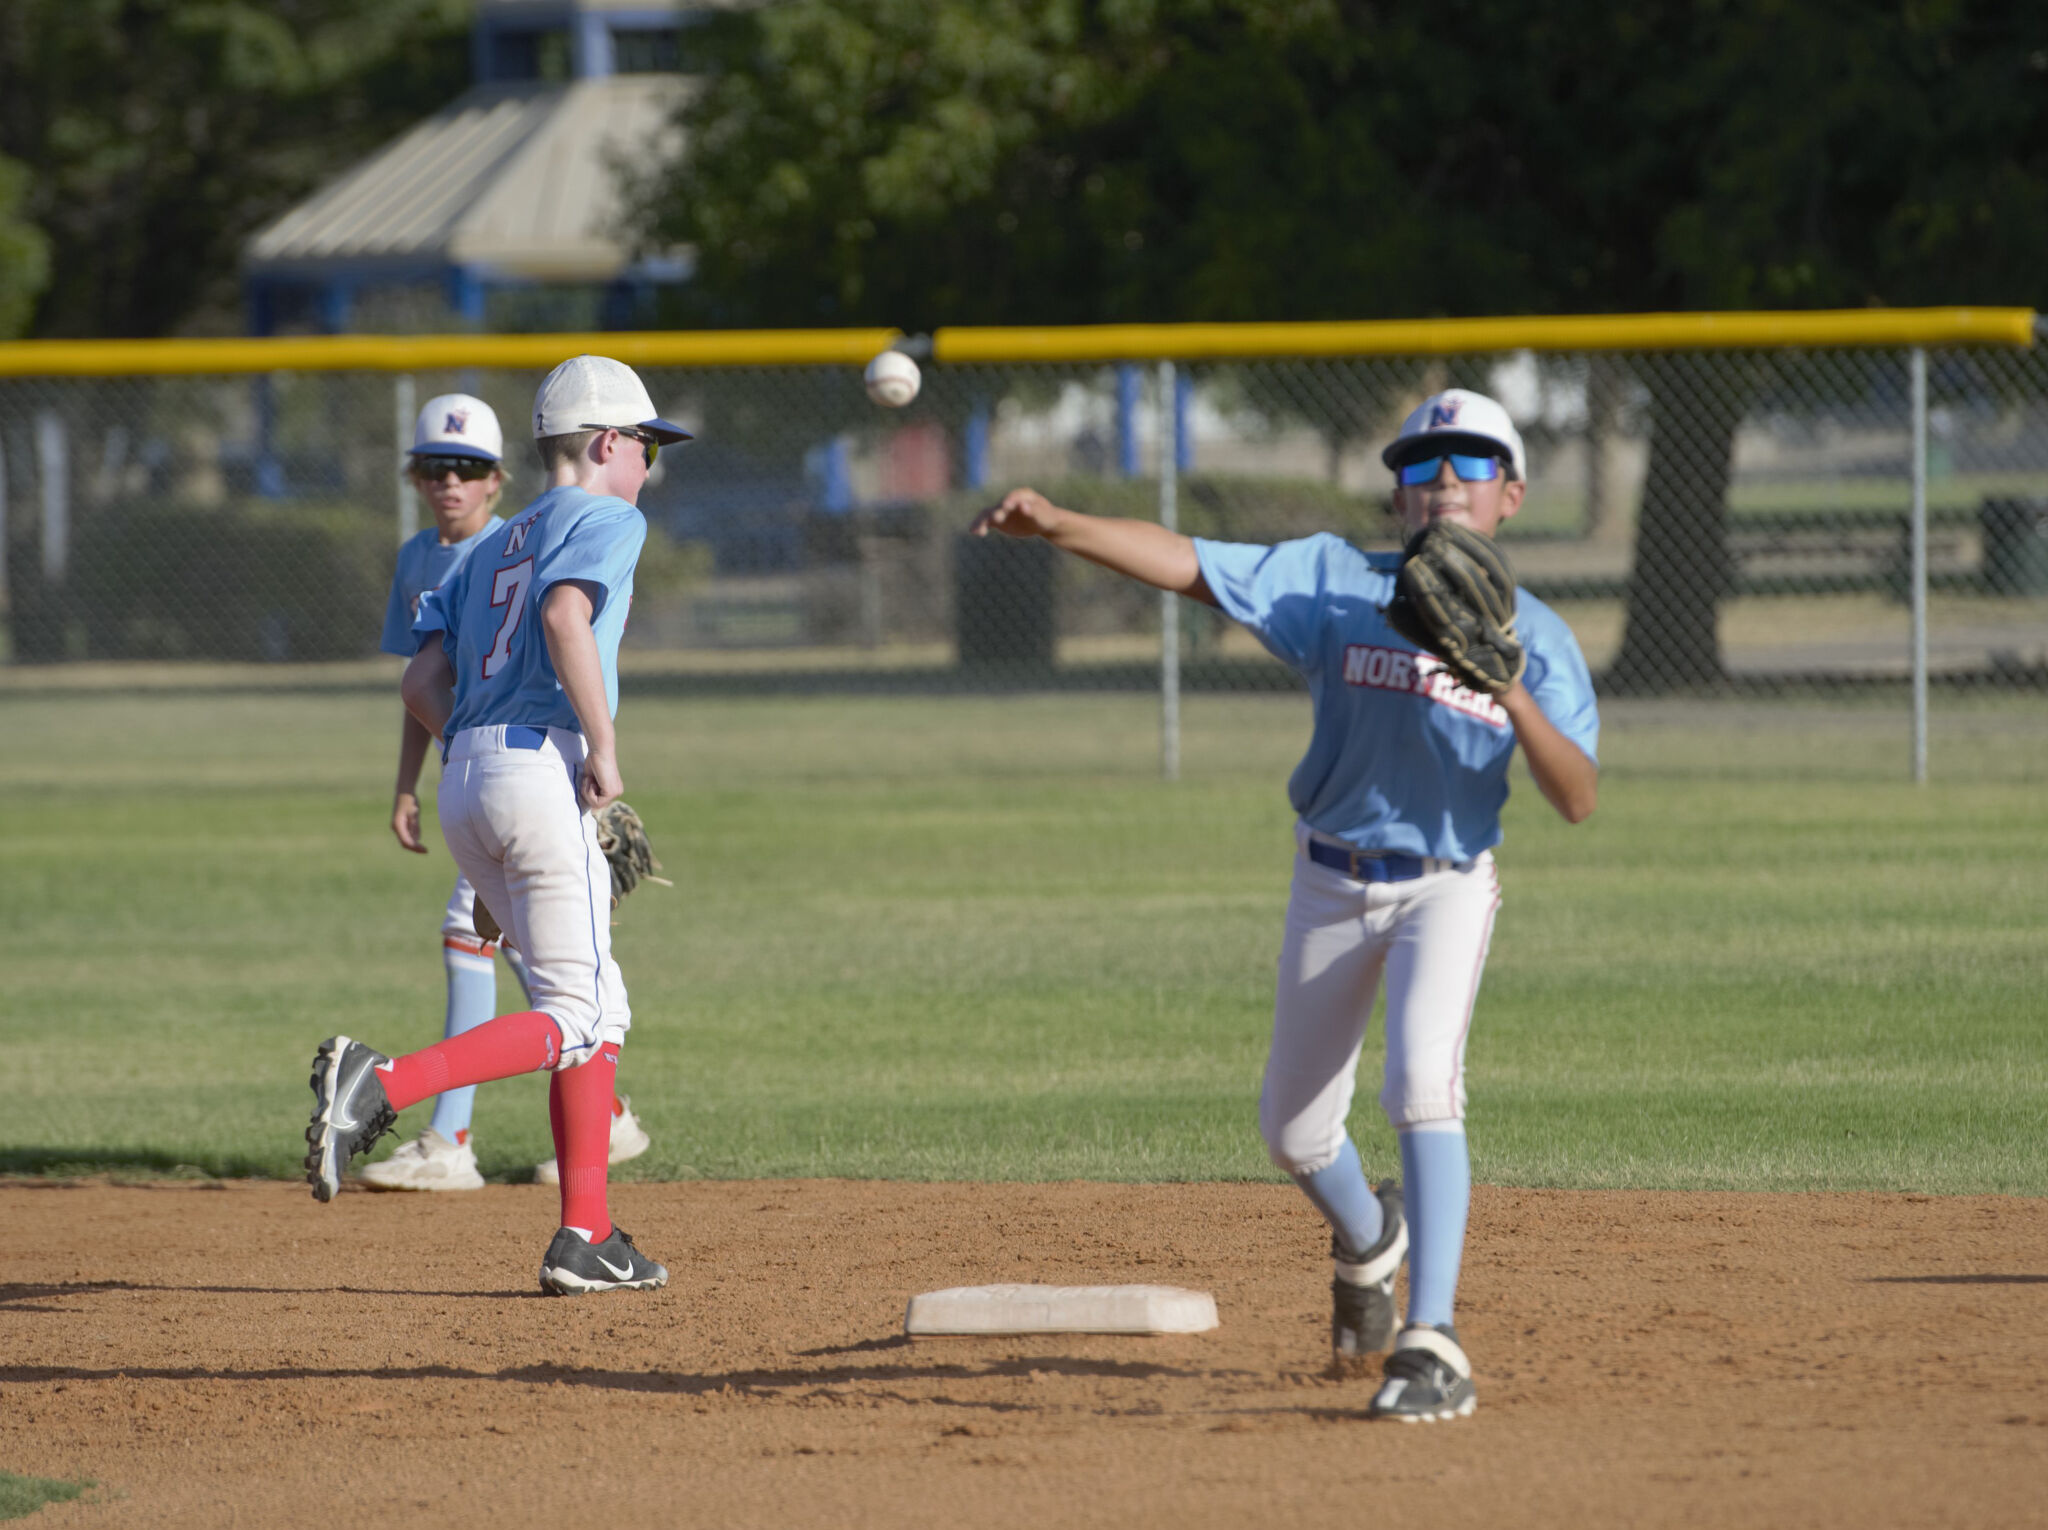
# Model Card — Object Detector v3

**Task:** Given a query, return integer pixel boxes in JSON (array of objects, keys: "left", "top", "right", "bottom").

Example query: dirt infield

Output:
[{"left": 3, "top": 1180, "right": 2044, "bottom": 1528}]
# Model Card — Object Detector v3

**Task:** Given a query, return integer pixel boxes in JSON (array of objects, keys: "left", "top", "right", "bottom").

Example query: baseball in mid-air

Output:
[{"left": 864, "top": 350, "right": 921, "bottom": 408}]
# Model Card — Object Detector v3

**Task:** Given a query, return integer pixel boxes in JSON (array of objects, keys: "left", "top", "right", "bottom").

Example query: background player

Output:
[
  {"left": 366, "top": 394, "right": 651, "bottom": 1192},
  {"left": 306, "top": 355, "right": 690, "bottom": 1294},
  {"left": 970, "top": 389, "right": 1599, "bottom": 1421}
]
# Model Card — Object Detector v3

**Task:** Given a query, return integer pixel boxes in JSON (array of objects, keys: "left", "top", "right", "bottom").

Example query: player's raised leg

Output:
[
  {"left": 305, "top": 1011, "right": 561, "bottom": 1203},
  {"left": 1258, "top": 843, "right": 1410, "bottom": 1364}
]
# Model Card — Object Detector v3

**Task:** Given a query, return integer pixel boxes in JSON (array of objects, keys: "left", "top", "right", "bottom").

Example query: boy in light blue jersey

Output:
[
  {"left": 305, "top": 356, "right": 691, "bottom": 1297},
  {"left": 427, "top": 485, "right": 646, "bottom": 740},
  {"left": 366, "top": 393, "right": 650, "bottom": 1192},
  {"left": 974, "top": 388, "right": 1600, "bottom": 1422}
]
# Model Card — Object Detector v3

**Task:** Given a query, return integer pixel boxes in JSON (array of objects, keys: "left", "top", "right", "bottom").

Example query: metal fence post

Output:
[
  {"left": 1909, "top": 347, "right": 1928, "bottom": 784},
  {"left": 35, "top": 410, "right": 67, "bottom": 582},
  {"left": 1158, "top": 360, "right": 1181, "bottom": 782},
  {"left": 0, "top": 429, "right": 8, "bottom": 627},
  {"left": 395, "top": 373, "right": 417, "bottom": 545}
]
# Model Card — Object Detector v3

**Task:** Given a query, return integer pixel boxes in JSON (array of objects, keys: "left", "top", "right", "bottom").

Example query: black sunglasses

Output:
[
  {"left": 411, "top": 455, "right": 498, "bottom": 482},
  {"left": 584, "top": 424, "right": 659, "bottom": 468}
]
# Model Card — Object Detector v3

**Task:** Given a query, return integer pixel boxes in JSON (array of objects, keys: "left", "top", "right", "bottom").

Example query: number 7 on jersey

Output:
[{"left": 482, "top": 558, "right": 535, "bottom": 679}]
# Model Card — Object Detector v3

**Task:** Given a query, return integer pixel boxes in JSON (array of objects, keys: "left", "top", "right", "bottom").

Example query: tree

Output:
[
  {"left": 635, "top": 0, "right": 1544, "bottom": 330},
  {"left": 0, "top": 153, "right": 49, "bottom": 339},
  {"left": 1509, "top": 1, "right": 2048, "bottom": 687},
  {"left": 641, "top": 0, "right": 2048, "bottom": 688},
  {"left": 0, "top": 0, "right": 470, "bottom": 339}
]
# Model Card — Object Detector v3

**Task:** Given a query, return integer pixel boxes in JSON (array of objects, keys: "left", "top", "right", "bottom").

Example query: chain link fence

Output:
[{"left": 3, "top": 337, "right": 2044, "bottom": 733}]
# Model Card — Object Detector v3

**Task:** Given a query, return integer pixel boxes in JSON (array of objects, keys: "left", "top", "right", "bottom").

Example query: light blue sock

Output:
[
  {"left": 1399, "top": 1122, "right": 1471, "bottom": 1329},
  {"left": 428, "top": 947, "right": 497, "bottom": 1141},
  {"left": 1292, "top": 1136, "right": 1385, "bottom": 1258}
]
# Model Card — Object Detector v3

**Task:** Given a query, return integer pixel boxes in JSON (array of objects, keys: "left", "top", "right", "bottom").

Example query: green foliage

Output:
[
  {"left": 0, "top": 0, "right": 471, "bottom": 337},
  {"left": 632, "top": 520, "right": 715, "bottom": 599},
  {"left": 2, "top": 690, "right": 2044, "bottom": 1191},
  {"left": 18, "top": 500, "right": 390, "bottom": 662},
  {"left": 0, "top": 153, "right": 49, "bottom": 339},
  {"left": 0, "top": 1472, "right": 93, "bottom": 1522},
  {"left": 642, "top": 0, "right": 2048, "bottom": 327}
]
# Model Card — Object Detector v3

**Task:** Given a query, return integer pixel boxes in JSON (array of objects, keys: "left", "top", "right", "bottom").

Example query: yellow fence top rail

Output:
[
  {"left": 0, "top": 329, "right": 904, "bottom": 377},
  {"left": 933, "top": 308, "right": 2039, "bottom": 362},
  {"left": 0, "top": 310, "right": 2033, "bottom": 375}
]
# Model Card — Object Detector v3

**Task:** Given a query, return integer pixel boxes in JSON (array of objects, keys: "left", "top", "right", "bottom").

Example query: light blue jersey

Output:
[
  {"left": 379, "top": 519, "right": 502, "bottom": 657},
  {"left": 1195, "top": 532, "right": 1599, "bottom": 861},
  {"left": 414, "top": 485, "right": 646, "bottom": 736}
]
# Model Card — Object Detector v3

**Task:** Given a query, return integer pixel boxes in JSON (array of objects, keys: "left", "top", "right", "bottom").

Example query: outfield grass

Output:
[
  {"left": 1, "top": 684, "right": 2043, "bottom": 1192},
  {"left": 0, "top": 1472, "right": 92, "bottom": 1523}
]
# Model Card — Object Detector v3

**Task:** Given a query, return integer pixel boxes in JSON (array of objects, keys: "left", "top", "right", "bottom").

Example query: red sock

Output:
[
  {"left": 377, "top": 1011, "right": 562, "bottom": 1112},
  {"left": 550, "top": 1043, "right": 618, "bottom": 1241}
]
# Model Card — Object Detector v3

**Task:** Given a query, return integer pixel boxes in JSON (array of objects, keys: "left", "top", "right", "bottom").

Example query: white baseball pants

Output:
[
  {"left": 440, "top": 880, "right": 487, "bottom": 938},
  {"left": 440, "top": 875, "right": 492, "bottom": 953},
  {"left": 1258, "top": 824, "right": 1501, "bottom": 1176},
  {"left": 436, "top": 725, "right": 630, "bottom": 1068}
]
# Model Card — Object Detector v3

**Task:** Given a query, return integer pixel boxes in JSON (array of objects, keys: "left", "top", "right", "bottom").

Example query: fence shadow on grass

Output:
[{"left": 0, "top": 1146, "right": 287, "bottom": 1179}]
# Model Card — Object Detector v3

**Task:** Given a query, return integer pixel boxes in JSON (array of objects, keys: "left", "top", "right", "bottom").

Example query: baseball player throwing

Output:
[
  {"left": 365, "top": 393, "right": 651, "bottom": 1192},
  {"left": 305, "top": 355, "right": 690, "bottom": 1294},
  {"left": 972, "top": 389, "right": 1599, "bottom": 1420}
]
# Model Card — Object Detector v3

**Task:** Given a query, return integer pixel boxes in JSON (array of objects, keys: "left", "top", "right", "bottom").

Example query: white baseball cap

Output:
[
  {"left": 532, "top": 354, "right": 693, "bottom": 444},
  {"left": 1382, "top": 388, "right": 1527, "bottom": 481},
  {"left": 409, "top": 393, "right": 504, "bottom": 461}
]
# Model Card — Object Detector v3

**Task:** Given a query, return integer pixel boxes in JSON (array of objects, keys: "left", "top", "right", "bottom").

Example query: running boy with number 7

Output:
[
  {"left": 305, "top": 355, "right": 691, "bottom": 1296},
  {"left": 367, "top": 392, "right": 650, "bottom": 1193}
]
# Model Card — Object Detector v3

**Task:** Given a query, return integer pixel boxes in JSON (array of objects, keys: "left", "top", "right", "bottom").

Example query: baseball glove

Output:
[
  {"left": 473, "top": 897, "right": 505, "bottom": 947},
  {"left": 1381, "top": 519, "right": 1526, "bottom": 696},
  {"left": 594, "top": 800, "right": 670, "bottom": 910}
]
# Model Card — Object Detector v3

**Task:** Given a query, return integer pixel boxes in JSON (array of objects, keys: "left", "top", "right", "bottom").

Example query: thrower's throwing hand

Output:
[{"left": 971, "top": 488, "right": 1064, "bottom": 540}]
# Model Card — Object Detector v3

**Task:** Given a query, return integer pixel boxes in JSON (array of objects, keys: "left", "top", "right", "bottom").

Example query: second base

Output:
[{"left": 904, "top": 1283, "right": 1219, "bottom": 1336}]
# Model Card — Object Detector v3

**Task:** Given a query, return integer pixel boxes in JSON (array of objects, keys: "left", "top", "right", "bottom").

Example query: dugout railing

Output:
[{"left": 0, "top": 309, "right": 2042, "bottom": 780}]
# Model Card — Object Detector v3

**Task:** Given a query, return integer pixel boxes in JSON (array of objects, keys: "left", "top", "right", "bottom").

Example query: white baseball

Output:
[{"left": 864, "top": 350, "right": 921, "bottom": 408}]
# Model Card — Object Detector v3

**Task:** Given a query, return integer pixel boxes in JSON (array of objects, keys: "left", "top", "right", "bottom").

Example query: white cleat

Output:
[
  {"left": 534, "top": 1096, "right": 652, "bottom": 1185},
  {"left": 358, "top": 1128, "right": 486, "bottom": 1192},
  {"left": 1368, "top": 1324, "right": 1478, "bottom": 1422}
]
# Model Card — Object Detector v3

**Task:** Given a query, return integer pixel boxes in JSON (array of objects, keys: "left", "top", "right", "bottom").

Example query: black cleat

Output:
[
  {"left": 304, "top": 1036, "right": 396, "bottom": 1202},
  {"left": 539, "top": 1226, "right": 670, "bottom": 1295},
  {"left": 1332, "top": 1179, "right": 1408, "bottom": 1360},
  {"left": 1369, "top": 1323, "right": 1478, "bottom": 1422}
]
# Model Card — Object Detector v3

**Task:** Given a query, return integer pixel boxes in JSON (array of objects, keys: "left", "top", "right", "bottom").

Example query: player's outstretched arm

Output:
[
  {"left": 1499, "top": 687, "right": 1599, "bottom": 823},
  {"left": 390, "top": 710, "right": 434, "bottom": 854},
  {"left": 972, "top": 488, "right": 1217, "bottom": 605},
  {"left": 401, "top": 645, "right": 457, "bottom": 745},
  {"left": 540, "top": 580, "right": 621, "bottom": 813}
]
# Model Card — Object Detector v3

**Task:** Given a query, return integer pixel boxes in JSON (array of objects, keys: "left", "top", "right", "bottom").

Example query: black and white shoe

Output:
[
  {"left": 538, "top": 1226, "right": 669, "bottom": 1295},
  {"left": 1368, "top": 1323, "right": 1477, "bottom": 1422},
  {"left": 304, "top": 1036, "right": 397, "bottom": 1203},
  {"left": 1331, "top": 1180, "right": 1408, "bottom": 1360}
]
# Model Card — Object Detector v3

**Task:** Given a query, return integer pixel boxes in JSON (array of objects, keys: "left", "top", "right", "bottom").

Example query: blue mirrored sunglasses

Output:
[{"left": 1396, "top": 453, "right": 1503, "bottom": 487}]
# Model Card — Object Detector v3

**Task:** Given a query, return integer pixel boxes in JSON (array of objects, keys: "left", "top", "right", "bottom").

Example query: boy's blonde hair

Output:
[{"left": 536, "top": 430, "right": 601, "bottom": 471}]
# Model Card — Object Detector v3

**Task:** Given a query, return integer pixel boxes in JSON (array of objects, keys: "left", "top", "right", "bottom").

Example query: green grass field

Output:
[
  {"left": 0, "top": 1471, "right": 93, "bottom": 1523},
  {"left": 2, "top": 682, "right": 2044, "bottom": 1193}
]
